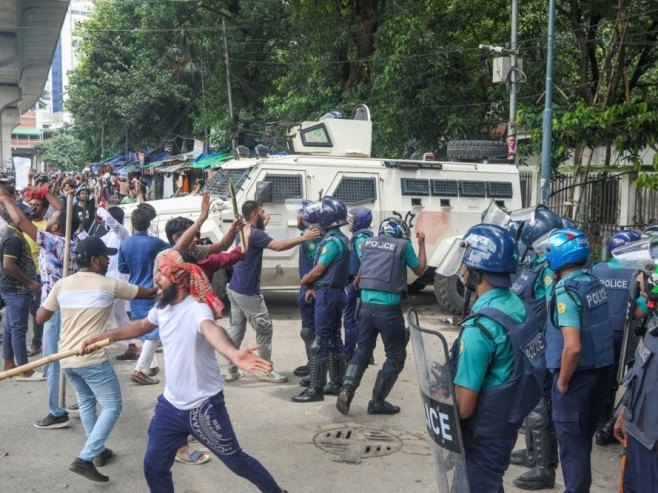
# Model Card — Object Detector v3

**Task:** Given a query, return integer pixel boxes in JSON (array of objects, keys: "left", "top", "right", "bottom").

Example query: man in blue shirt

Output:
[
  {"left": 225, "top": 200, "right": 319, "bottom": 383},
  {"left": 119, "top": 207, "right": 168, "bottom": 385}
]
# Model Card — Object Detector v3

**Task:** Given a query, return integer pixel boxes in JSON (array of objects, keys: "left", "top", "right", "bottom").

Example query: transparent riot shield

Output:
[{"left": 407, "top": 308, "right": 470, "bottom": 493}]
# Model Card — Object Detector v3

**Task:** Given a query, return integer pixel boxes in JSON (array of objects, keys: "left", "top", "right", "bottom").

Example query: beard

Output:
[
  {"left": 156, "top": 283, "right": 178, "bottom": 308},
  {"left": 256, "top": 216, "right": 265, "bottom": 230}
]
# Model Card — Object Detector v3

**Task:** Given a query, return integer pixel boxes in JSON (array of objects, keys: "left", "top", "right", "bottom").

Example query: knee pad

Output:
[
  {"left": 311, "top": 335, "right": 330, "bottom": 354},
  {"left": 300, "top": 326, "right": 315, "bottom": 343},
  {"left": 528, "top": 398, "right": 550, "bottom": 429}
]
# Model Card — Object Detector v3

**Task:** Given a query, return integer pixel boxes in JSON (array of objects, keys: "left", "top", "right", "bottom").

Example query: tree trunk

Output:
[{"left": 345, "top": 0, "right": 381, "bottom": 89}]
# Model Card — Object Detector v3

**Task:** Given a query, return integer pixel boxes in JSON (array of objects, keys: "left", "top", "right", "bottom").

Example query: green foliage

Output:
[{"left": 34, "top": 131, "right": 86, "bottom": 172}]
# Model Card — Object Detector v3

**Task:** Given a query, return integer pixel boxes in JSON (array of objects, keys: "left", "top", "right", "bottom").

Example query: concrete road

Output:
[{"left": 0, "top": 290, "right": 620, "bottom": 492}]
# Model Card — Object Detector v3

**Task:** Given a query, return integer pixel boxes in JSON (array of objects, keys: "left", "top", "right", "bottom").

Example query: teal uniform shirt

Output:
[
  {"left": 300, "top": 228, "right": 320, "bottom": 260},
  {"left": 553, "top": 270, "right": 589, "bottom": 329},
  {"left": 531, "top": 253, "right": 555, "bottom": 302},
  {"left": 636, "top": 295, "right": 650, "bottom": 316},
  {"left": 360, "top": 240, "right": 420, "bottom": 306},
  {"left": 454, "top": 288, "right": 525, "bottom": 392},
  {"left": 314, "top": 230, "right": 346, "bottom": 288},
  {"left": 353, "top": 234, "right": 368, "bottom": 260}
]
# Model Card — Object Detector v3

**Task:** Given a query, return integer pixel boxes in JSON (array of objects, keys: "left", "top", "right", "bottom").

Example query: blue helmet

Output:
[
  {"left": 543, "top": 228, "right": 589, "bottom": 271},
  {"left": 608, "top": 230, "right": 641, "bottom": 253},
  {"left": 561, "top": 216, "right": 577, "bottom": 229},
  {"left": 348, "top": 207, "right": 372, "bottom": 231},
  {"left": 316, "top": 197, "right": 347, "bottom": 229},
  {"left": 462, "top": 224, "right": 519, "bottom": 279},
  {"left": 379, "top": 217, "right": 411, "bottom": 239},
  {"left": 301, "top": 200, "right": 319, "bottom": 225},
  {"left": 520, "top": 206, "right": 563, "bottom": 247}
]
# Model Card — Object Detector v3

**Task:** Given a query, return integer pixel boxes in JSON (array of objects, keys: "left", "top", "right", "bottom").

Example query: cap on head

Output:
[{"left": 74, "top": 236, "right": 118, "bottom": 257}]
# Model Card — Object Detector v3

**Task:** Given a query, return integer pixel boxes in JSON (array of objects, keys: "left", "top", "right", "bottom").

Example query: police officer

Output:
[
  {"left": 509, "top": 207, "right": 562, "bottom": 490},
  {"left": 541, "top": 228, "right": 614, "bottom": 493},
  {"left": 591, "top": 230, "right": 642, "bottom": 446},
  {"left": 447, "top": 224, "right": 544, "bottom": 492},
  {"left": 293, "top": 201, "right": 321, "bottom": 379},
  {"left": 342, "top": 207, "right": 373, "bottom": 362},
  {"left": 292, "top": 197, "right": 350, "bottom": 403},
  {"left": 336, "top": 217, "right": 426, "bottom": 415},
  {"left": 614, "top": 261, "right": 658, "bottom": 491}
]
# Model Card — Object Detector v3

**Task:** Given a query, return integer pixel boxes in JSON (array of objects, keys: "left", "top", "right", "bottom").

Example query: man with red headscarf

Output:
[{"left": 79, "top": 250, "right": 285, "bottom": 493}]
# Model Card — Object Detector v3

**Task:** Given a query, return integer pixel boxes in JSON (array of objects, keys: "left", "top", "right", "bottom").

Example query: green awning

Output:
[
  {"left": 191, "top": 153, "right": 232, "bottom": 169},
  {"left": 11, "top": 127, "right": 43, "bottom": 136}
]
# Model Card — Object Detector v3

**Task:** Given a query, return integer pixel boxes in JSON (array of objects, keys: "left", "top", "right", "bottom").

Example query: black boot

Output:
[
  {"left": 293, "top": 365, "right": 309, "bottom": 377},
  {"left": 513, "top": 399, "right": 556, "bottom": 490},
  {"left": 292, "top": 356, "right": 327, "bottom": 403},
  {"left": 336, "top": 363, "right": 366, "bottom": 415},
  {"left": 596, "top": 399, "right": 623, "bottom": 446},
  {"left": 324, "top": 352, "right": 346, "bottom": 395},
  {"left": 299, "top": 375, "right": 310, "bottom": 387},
  {"left": 367, "top": 370, "right": 400, "bottom": 415},
  {"left": 511, "top": 418, "right": 535, "bottom": 467}
]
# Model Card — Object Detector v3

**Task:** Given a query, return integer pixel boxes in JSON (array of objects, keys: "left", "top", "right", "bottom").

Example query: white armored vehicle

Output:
[{"left": 123, "top": 105, "right": 523, "bottom": 314}]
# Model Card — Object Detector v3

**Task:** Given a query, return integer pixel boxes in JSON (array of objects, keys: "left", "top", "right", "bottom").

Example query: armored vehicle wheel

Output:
[
  {"left": 433, "top": 273, "right": 467, "bottom": 315},
  {"left": 447, "top": 140, "right": 508, "bottom": 161}
]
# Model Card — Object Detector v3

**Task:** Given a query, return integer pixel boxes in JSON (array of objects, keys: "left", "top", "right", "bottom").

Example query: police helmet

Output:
[
  {"left": 644, "top": 224, "right": 658, "bottom": 237},
  {"left": 608, "top": 230, "right": 642, "bottom": 254},
  {"left": 379, "top": 217, "right": 411, "bottom": 240},
  {"left": 461, "top": 224, "right": 519, "bottom": 287},
  {"left": 316, "top": 196, "right": 347, "bottom": 229},
  {"left": 543, "top": 228, "right": 589, "bottom": 272},
  {"left": 520, "top": 206, "right": 563, "bottom": 248},
  {"left": 643, "top": 264, "right": 658, "bottom": 302},
  {"left": 560, "top": 216, "right": 577, "bottom": 229},
  {"left": 348, "top": 207, "right": 372, "bottom": 231}
]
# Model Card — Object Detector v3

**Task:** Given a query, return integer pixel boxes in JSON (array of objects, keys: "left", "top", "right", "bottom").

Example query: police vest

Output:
[
  {"left": 624, "top": 317, "right": 658, "bottom": 450},
  {"left": 359, "top": 235, "right": 408, "bottom": 294},
  {"left": 546, "top": 272, "right": 614, "bottom": 370},
  {"left": 592, "top": 261, "right": 635, "bottom": 334},
  {"left": 511, "top": 260, "right": 549, "bottom": 323},
  {"left": 450, "top": 306, "right": 546, "bottom": 438},
  {"left": 348, "top": 229, "right": 373, "bottom": 277},
  {"left": 314, "top": 229, "right": 350, "bottom": 289},
  {"left": 298, "top": 237, "right": 317, "bottom": 277}
]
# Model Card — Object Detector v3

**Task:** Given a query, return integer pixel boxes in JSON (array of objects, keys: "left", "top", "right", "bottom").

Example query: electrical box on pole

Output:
[{"left": 492, "top": 57, "right": 523, "bottom": 84}]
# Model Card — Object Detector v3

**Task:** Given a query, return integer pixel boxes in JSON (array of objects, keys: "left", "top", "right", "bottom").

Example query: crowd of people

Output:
[{"left": 2, "top": 168, "right": 658, "bottom": 492}]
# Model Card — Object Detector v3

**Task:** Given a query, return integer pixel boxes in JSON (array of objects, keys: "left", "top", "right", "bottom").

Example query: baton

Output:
[
  {"left": 617, "top": 271, "right": 639, "bottom": 385},
  {"left": 0, "top": 338, "right": 112, "bottom": 381},
  {"left": 59, "top": 191, "right": 75, "bottom": 407},
  {"left": 229, "top": 179, "right": 246, "bottom": 248}
]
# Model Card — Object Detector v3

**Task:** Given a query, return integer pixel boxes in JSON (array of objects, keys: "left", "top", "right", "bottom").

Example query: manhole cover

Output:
[{"left": 314, "top": 425, "right": 403, "bottom": 463}]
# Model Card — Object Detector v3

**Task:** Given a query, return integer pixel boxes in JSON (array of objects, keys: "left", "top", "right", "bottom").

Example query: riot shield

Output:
[{"left": 407, "top": 308, "right": 470, "bottom": 493}]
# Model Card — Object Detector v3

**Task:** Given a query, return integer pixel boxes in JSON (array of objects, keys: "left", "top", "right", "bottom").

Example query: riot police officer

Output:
[
  {"left": 342, "top": 207, "right": 373, "bottom": 362},
  {"left": 614, "top": 261, "right": 658, "bottom": 491},
  {"left": 292, "top": 197, "right": 350, "bottom": 403},
  {"left": 508, "top": 206, "right": 562, "bottom": 490},
  {"left": 293, "top": 201, "right": 321, "bottom": 379},
  {"left": 591, "top": 230, "right": 642, "bottom": 445},
  {"left": 336, "top": 217, "right": 426, "bottom": 415},
  {"left": 446, "top": 224, "right": 545, "bottom": 492},
  {"left": 540, "top": 228, "right": 614, "bottom": 493}
]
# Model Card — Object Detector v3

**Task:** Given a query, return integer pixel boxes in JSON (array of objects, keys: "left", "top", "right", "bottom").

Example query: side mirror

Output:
[{"left": 255, "top": 181, "right": 273, "bottom": 204}]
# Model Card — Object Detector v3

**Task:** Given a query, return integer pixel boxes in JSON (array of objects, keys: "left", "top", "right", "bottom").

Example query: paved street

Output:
[{"left": 0, "top": 290, "right": 620, "bottom": 492}]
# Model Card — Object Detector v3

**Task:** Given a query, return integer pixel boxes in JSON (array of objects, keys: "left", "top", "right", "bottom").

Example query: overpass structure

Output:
[{"left": 1, "top": 0, "right": 70, "bottom": 169}]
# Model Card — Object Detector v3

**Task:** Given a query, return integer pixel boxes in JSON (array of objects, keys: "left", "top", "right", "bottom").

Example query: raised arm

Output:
[
  {"left": 200, "top": 320, "right": 272, "bottom": 374},
  {"left": 0, "top": 186, "right": 37, "bottom": 240},
  {"left": 267, "top": 227, "right": 320, "bottom": 252}
]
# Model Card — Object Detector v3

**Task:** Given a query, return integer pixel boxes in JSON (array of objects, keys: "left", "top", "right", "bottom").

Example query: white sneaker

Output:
[
  {"left": 256, "top": 370, "right": 288, "bottom": 383},
  {"left": 224, "top": 370, "right": 244, "bottom": 382}
]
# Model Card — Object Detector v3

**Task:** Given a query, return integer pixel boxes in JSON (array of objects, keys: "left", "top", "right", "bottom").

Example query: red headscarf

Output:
[{"left": 158, "top": 250, "right": 224, "bottom": 319}]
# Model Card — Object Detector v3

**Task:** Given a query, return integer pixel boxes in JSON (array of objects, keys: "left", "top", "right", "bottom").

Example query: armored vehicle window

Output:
[
  {"left": 264, "top": 173, "right": 303, "bottom": 202},
  {"left": 300, "top": 123, "right": 333, "bottom": 147},
  {"left": 487, "top": 181, "right": 513, "bottom": 198},
  {"left": 202, "top": 167, "right": 252, "bottom": 199},
  {"left": 431, "top": 180, "right": 459, "bottom": 197},
  {"left": 333, "top": 176, "right": 377, "bottom": 204},
  {"left": 401, "top": 178, "right": 430, "bottom": 196},
  {"left": 459, "top": 181, "right": 486, "bottom": 197}
]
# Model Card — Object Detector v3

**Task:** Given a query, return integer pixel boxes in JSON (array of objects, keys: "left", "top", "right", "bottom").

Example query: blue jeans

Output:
[
  {"left": 1, "top": 292, "right": 31, "bottom": 366},
  {"left": 144, "top": 392, "right": 280, "bottom": 493},
  {"left": 64, "top": 361, "right": 123, "bottom": 461},
  {"left": 43, "top": 310, "right": 66, "bottom": 417}
]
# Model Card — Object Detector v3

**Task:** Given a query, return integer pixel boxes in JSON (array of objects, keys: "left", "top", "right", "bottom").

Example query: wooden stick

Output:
[
  {"left": 0, "top": 339, "right": 113, "bottom": 381},
  {"left": 59, "top": 191, "right": 75, "bottom": 407}
]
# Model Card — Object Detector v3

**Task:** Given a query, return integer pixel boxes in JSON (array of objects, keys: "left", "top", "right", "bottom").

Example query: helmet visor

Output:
[
  {"left": 612, "top": 237, "right": 658, "bottom": 271},
  {"left": 531, "top": 231, "right": 552, "bottom": 256},
  {"left": 285, "top": 198, "right": 305, "bottom": 213},
  {"left": 436, "top": 238, "right": 467, "bottom": 277},
  {"left": 481, "top": 200, "right": 511, "bottom": 227},
  {"left": 510, "top": 206, "right": 536, "bottom": 223}
]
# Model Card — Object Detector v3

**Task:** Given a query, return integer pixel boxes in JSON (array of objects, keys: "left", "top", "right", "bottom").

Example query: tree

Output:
[{"left": 34, "top": 132, "right": 86, "bottom": 172}]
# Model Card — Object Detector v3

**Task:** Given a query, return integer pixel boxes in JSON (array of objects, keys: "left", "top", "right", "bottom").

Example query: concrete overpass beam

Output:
[
  {"left": 1, "top": 107, "right": 20, "bottom": 170},
  {"left": 0, "top": 85, "right": 21, "bottom": 169},
  {"left": 0, "top": 34, "right": 18, "bottom": 68}
]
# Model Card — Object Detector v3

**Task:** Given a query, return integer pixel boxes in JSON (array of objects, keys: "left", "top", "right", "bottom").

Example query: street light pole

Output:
[
  {"left": 508, "top": 0, "right": 519, "bottom": 161},
  {"left": 539, "top": 0, "right": 556, "bottom": 205}
]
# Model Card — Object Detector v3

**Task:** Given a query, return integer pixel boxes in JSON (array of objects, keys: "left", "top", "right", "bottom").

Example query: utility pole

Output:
[
  {"left": 479, "top": 0, "right": 521, "bottom": 161},
  {"left": 539, "top": 0, "right": 556, "bottom": 205},
  {"left": 200, "top": 57, "right": 209, "bottom": 153},
  {"left": 221, "top": 17, "right": 236, "bottom": 148}
]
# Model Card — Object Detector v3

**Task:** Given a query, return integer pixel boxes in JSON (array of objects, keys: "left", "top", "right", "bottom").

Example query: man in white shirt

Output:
[{"left": 79, "top": 250, "right": 284, "bottom": 492}]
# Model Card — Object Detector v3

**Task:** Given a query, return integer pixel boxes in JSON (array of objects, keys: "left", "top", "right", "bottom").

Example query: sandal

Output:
[
  {"left": 130, "top": 371, "right": 160, "bottom": 385},
  {"left": 116, "top": 350, "right": 140, "bottom": 361},
  {"left": 175, "top": 447, "right": 210, "bottom": 465}
]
